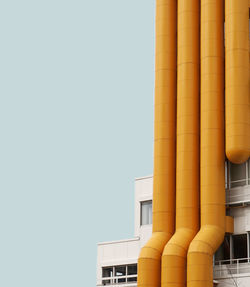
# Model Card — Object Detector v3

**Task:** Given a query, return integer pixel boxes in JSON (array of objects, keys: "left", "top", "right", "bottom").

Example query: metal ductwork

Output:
[
  {"left": 138, "top": 0, "right": 249, "bottom": 286},
  {"left": 225, "top": 0, "right": 250, "bottom": 163},
  {"left": 162, "top": 1, "right": 200, "bottom": 286},
  {"left": 187, "top": 1, "right": 225, "bottom": 286},
  {"left": 137, "top": 1, "right": 177, "bottom": 287}
]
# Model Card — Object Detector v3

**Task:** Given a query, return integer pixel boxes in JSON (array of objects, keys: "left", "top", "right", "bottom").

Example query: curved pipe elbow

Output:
[
  {"left": 138, "top": 232, "right": 172, "bottom": 287},
  {"left": 226, "top": 149, "right": 249, "bottom": 164},
  {"left": 162, "top": 228, "right": 197, "bottom": 287},
  {"left": 187, "top": 225, "right": 225, "bottom": 286}
]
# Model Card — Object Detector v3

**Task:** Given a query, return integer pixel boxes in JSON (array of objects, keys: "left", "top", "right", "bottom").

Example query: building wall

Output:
[
  {"left": 96, "top": 176, "right": 153, "bottom": 287},
  {"left": 97, "top": 172, "right": 250, "bottom": 287},
  {"left": 134, "top": 175, "right": 153, "bottom": 246},
  {"left": 97, "top": 238, "right": 141, "bottom": 286}
]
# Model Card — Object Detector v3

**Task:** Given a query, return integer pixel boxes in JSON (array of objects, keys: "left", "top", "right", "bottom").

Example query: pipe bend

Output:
[
  {"left": 138, "top": 232, "right": 172, "bottom": 287},
  {"left": 188, "top": 225, "right": 225, "bottom": 255},
  {"left": 226, "top": 149, "right": 249, "bottom": 164},
  {"left": 139, "top": 232, "right": 172, "bottom": 261},
  {"left": 187, "top": 225, "right": 225, "bottom": 286},
  {"left": 161, "top": 228, "right": 197, "bottom": 287},
  {"left": 163, "top": 228, "right": 198, "bottom": 258}
]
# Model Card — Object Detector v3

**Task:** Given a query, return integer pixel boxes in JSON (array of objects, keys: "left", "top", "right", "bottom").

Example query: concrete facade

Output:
[{"left": 96, "top": 160, "right": 250, "bottom": 287}]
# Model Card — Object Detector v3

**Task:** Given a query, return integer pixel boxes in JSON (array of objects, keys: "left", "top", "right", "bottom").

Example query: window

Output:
[
  {"left": 225, "top": 160, "right": 228, "bottom": 189},
  {"left": 233, "top": 234, "right": 247, "bottom": 260},
  {"left": 127, "top": 264, "right": 137, "bottom": 282},
  {"left": 225, "top": 159, "right": 250, "bottom": 189},
  {"left": 214, "top": 233, "right": 250, "bottom": 264},
  {"left": 215, "top": 235, "right": 230, "bottom": 262},
  {"left": 248, "top": 161, "right": 250, "bottom": 185},
  {"left": 214, "top": 234, "right": 250, "bottom": 276},
  {"left": 102, "top": 264, "right": 137, "bottom": 285},
  {"left": 230, "top": 162, "right": 247, "bottom": 187},
  {"left": 102, "top": 267, "right": 113, "bottom": 285},
  {"left": 141, "top": 201, "right": 152, "bottom": 225},
  {"left": 115, "top": 266, "right": 126, "bottom": 283}
]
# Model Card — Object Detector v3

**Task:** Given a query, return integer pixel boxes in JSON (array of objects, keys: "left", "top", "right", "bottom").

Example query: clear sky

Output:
[{"left": 0, "top": 1, "right": 155, "bottom": 286}]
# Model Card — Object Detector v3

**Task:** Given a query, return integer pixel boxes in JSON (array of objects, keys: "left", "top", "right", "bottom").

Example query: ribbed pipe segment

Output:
[
  {"left": 137, "top": 1, "right": 177, "bottom": 287},
  {"left": 187, "top": 1, "right": 225, "bottom": 287},
  {"left": 225, "top": 0, "right": 250, "bottom": 163},
  {"left": 161, "top": 1, "right": 200, "bottom": 287}
]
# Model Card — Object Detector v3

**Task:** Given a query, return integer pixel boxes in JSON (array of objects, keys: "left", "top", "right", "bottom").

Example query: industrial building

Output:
[
  {"left": 97, "top": 0, "right": 250, "bottom": 286},
  {"left": 97, "top": 162, "right": 250, "bottom": 287}
]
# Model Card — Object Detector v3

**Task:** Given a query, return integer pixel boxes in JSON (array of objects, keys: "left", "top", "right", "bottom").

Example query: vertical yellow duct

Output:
[
  {"left": 161, "top": 1, "right": 200, "bottom": 287},
  {"left": 187, "top": 1, "right": 225, "bottom": 287},
  {"left": 137, "top": 1, "right": 177, "bottom": 287},
  {"left": 225, "top": 0, "right": 250, "bottom": 163}
]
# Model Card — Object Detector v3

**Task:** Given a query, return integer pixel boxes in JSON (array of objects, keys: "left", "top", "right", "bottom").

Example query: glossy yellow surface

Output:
[
  {"left": 225, "top": 0, "right": 250, "bottom": 163},
  {"left": 187, "top": 1, "right": 225, "bottom": 287},
  {"left": 225, "top": 216, "right": 234, "bottom": 234},
  {"left": 137, "top": 0, "right": 250, "bottom": 285},
  {"left": 161, "top": 1, "right": 200, "bottom": 286},
  {"left": 137, "top": 1, "right": 177, "bottom": 287}
]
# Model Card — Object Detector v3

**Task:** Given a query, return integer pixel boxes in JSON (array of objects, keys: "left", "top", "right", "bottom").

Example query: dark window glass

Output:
[
  {"left": 127, "top": 264, "right": 137, "bottom": 275},
  {"left": 115, "top": 266, "right": 126, "bottom": 283},
  {"left": 127, "top": 264, "right": 137, "bottom": 282},
  {"left": 233, "top": 234, "right": 247, "bottom": 260},
  {"left": 215, "top": 235, "right": 230, "bottom": 262},
  {"left": 230, "top": 162, "right": 246, "bottom": 188},
  {"left": 248, "top": 159, "right": 250, "bottom": 185},
  {"left": 127, "top": 277, "right": 137, "bottom": 282},
  {"left": 102, "top": 267, "right": 112, "bottom": 285},
  {"left": 102, "top": 264, "right": 137, "bottom": 285},
  {"left": 225, "top": 160, "right": 228, "bottom": 189}
]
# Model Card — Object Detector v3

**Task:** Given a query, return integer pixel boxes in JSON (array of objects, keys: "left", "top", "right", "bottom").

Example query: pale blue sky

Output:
[{"left": 0, "top": 1, "right": 155, "bottom": 286}]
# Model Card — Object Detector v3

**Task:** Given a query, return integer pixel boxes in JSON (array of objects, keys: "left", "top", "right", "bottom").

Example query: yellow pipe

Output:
[
  {"left": 137, "top": 1, "right": 177, "bottom": 287},
  {"left": 161, "top": 1, "right": 200, "bottom": 286},
  {"left": 187, "top": 1, "right": 225, "bottom": 287},
  {"left": 225, "top": 0, "right": 250, "bottom": 163}
]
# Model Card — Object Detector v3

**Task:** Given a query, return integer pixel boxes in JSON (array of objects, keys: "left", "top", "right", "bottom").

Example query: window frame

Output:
[
  {"left": 226, "top": 159, "right": 250, "bottom": 189},
  {"left": 140, "top": 200, "right": 152, "bottom": 226},
  {"left": 232, "top": 233, "right": 248, "bottom": 261},
  {"left": 214, "top": 233, "right": 250, "bottom": 265},
  {"left": 102, "top": 264, "right": 137, "bottom": 285}
]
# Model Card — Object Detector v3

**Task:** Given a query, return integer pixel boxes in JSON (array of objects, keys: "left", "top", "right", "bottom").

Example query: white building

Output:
[{"left": 96, "top": 159, "right": 250, "bottom": 287}]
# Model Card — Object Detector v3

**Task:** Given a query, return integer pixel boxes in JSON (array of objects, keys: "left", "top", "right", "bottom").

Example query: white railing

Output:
[
  {"left": 229, "top": 179, "right": 249, "bottom": 188},
  {"left": 226, "top": 189, "right": 250, "bottom": 206},
  {"left": 214, "top": 258, "right": 250, "bottom": 278},
  {"left": 101, "top": 275, "right": 137, "bottom": 286}
]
